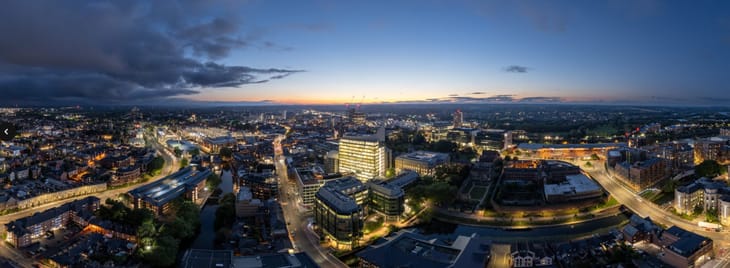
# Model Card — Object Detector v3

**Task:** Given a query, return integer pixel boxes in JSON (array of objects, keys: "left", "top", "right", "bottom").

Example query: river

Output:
[
  {"left": 189, "top": 170, "right": 234, "bottom": 249},
  {"left": 420, "top": 212, "right": 631, "bottom": 242}
]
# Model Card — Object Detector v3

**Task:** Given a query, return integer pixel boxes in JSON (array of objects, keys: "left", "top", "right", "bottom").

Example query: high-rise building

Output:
[
  {"left": 324, "top": 151, "right": 339, "bottom": 174},
  {"left": 453, "top": 109, "right": 463, "bottom": 128},
  {"left": 504, "top": 131, "right": 514, "bottom": 150},
  {"left": 338, "top": 130, "right": 387, "bottom": 182}
]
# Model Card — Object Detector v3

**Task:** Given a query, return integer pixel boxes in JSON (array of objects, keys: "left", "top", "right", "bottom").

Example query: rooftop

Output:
[
  {"left": 367, "top": 179, "right": 405, "bottom": 199},
  {"left": 664, "top": 226, "right": 712, "bottom": 258},
  {"left": 181, "top": 249, "right": 233, "bottom": 268},
  {"left": 388, "top": 171, "right": 419, "bottom": 188},
  {"left": 128, "top": 167, "right": 211, "bottom": 207},
  {"left": 517, "top": 143, "right": 622, "bottom": 150},
  {"left": 357, "top": 230, "right": 490, "bottom": 268},
  {"left": 396, "top": 151, "right": 449, "bottom": 164},
  {"left": 544, "top": 174, "right": 602, "bottom": 196},
  {"left": 6, "top": 196, "right": 99, "bottom": 237},
  {"left": 315, "top": 183, "right": 361, "bottom": 214}
]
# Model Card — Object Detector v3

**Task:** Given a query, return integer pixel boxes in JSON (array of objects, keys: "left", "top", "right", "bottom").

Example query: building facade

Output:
[
  {"left": 367, "top": 179, "right": 405, "bottom": 222},
  {"left": 338, "top": 134, "right": 388, "bottom": 182},
  {"left": 5, "top": 197, "right": 99, "bottom": 248},
  {"left": 674, "top": 177, "right": 730, "bottom": 225},
  {"left": 314, "top": 179, "right": 365, "bottom": 250},
  {"left": 394, "top": 151, "right": 449, "bottom": 176},
  {"left": 614, "top": 158, "right": 669, "bottom": 192},
  {"left": 128, "top": 166, "right": 211, "bottom": 215},
  {"left": 324, "top": 150, "right": 339, "bottom": 174}
]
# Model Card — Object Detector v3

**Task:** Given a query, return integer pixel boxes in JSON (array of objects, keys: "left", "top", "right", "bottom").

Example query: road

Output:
[
  {"left": 0, "top": 128, "right": 178, "bottom": 267},
  {"left": 273, "top": 136, "right": 346, "bottom": 268},
  {"left": 583, "top": 161, "right": 730, "bottom": 264}
]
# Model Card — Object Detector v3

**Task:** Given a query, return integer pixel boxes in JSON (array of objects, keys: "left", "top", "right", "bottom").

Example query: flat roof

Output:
[
  {"left": 388, "top": 171, "right": 419, "bottom": 188},
  {"left": 316, "top": 184, "right": 360, "bottom": 214},
  {"left": 544, "top": 174, "right": 601, "bottom": 196},
  {"left": 357, "top": 230, "right": 490, "bottom": 268},
  {"left": 396, "top": 151, "right": 449, "bottom": 163},
  {"left": 367, "top": 180, "right": 404, "bottom": 199},
  {"left": 182, "top": 249, "right": 233, "bottom": 268},
  {"left": 128, "top": 167, "right": 211, "bottom": 206},
  {"left": 518, "top": 143, "right": 622, "bottom": 150},
  {"left": 237, "top": 186, "right": 253, "bottom": 201},
  {"left": 665, "top": 226, "right": 712, "bottom": 257}
]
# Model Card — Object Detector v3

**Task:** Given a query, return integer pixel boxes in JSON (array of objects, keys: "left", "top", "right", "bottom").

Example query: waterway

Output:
[
  {"left": 189, "top": 170, "right": 234, "bottom": 249},
  {"left": 420, "top": 212, "right": 631, "bottom": 242}
]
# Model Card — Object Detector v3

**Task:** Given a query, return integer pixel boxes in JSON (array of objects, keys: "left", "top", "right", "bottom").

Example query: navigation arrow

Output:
[{"left": 3, "top": 129, "right": 7, "bottom": 135}]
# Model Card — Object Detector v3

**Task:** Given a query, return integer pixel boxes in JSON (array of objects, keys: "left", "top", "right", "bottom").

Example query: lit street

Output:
[
  {"left": 274, "top": 135, "right": 346, "bottom": 268},
  {"left": 583, "top": 162, "right": 730, "bottom": 264}
]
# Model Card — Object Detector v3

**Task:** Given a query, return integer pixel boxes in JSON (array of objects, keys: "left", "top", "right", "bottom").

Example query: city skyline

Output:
[{"left": 1, "top": 1, "right": 730, "bottom": 106}]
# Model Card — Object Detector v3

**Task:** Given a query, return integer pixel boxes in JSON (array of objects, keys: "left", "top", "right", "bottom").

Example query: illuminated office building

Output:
[{"left": 338, "top": 129, "right": 388, "bottom": 182}]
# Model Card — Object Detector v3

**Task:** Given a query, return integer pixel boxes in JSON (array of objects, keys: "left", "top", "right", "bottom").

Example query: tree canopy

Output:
[
  {"left": 695, "top": 160, "right": 726, "bottom": 178},
  {"left": 220, "top": 147, "right": 233, "bottom": 158}
]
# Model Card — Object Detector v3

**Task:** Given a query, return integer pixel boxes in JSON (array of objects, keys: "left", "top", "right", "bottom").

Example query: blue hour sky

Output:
[{"left": 1, "top": 0, "right": 729, "bottom": 105}]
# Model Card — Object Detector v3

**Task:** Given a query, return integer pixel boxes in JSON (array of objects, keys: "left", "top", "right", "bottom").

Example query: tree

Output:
[
  {"left": 180, "top": 157, "right": 189, "bottom": 169},
  {"left": 220, "top": 147, "right": 233, "bottom": 159},
  {"left": 693, "top": 204, "right": 704, "bottom": 216},
  {"left": 189, "top": 148, "right": 200, "bottom": 157},
  {"left": 164, "top": 217, "right": 195, "bottom": 240},
  {"left": 206, "top": 173, "right": 222, "bottom": 190},
  {"left": 431, "top": 140, "right": 458, "bottom": 153},
  {"left": 137, "top": 219, "right": 157, "bottom": 239},
  {"left": 706, "top": 208, "right": 719, "bottom": 223},
  {"left": 144, "top": 235, "right": 179, "bottom": 267},
  {"left": 591, "top": 153, "right": 600, "bottom": 160},
  {"left": 695, "top": 160, "right": 725, "bottom": 178},
  {"left": 175, "top": 200, "right": 200, "bottom": 225},
  {"left": 385, "top": 168, "right": 396, "bottom": 178},
  {"left": 174, "top": 147, "right": 182, "bottom": 158},
  {"left": 215, "top": 193, "right": 236, "bottom": 230},
  {"left": 412, "top": 132, "right": 426, "bottom": 145},
  {"left": 147, "top": 156, "right": 164, "bottom": 175}
]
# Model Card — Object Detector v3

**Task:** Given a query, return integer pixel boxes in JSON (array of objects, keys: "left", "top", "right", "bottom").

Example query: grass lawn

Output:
[
  {"left": 469, "top": 186, "right": 488, "bottom": 200},
  {"left": 639, "top": 190, "right": 658, "bottom": 200},
  {"left": 651, "top": 192, "right": 674, "bottom": 205}
]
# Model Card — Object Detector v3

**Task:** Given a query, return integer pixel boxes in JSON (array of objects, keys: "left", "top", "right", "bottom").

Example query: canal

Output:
[
  {"left": 189, "top": 170, "right": 234, "bottom": 249},
  {"left": 420, "top": 212, "right": 631, "bottom": 242}
]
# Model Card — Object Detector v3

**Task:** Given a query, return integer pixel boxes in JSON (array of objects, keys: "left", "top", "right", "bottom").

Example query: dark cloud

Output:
[
  {"left": 470, "top": 92, "right": 486, "bottom": 95},
  {"left": 448, "top": 94, "right": 459, "bottom": 97},
  {"left": 503, "top": 65, "right": 531, "bottom": 73},
  {"left": 518, "top": 97, "right": 562, "bottom": 102},
  {"left": 436, "top": 94, "right": 565, "bottom": 104},
  {"left": 0, "top": 0, "right": 301, "bottom": 105}
]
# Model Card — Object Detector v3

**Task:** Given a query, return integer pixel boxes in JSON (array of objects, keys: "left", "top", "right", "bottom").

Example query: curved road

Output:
[
  {"left": 0, "top": 129, "right": 178, "bottom": 267},
  {"left": 584, "top": 162, "right": 729, "bottom": 243}
]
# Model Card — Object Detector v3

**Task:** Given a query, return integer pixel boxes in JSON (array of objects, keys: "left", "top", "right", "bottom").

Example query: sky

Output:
[{"left": 1, "top": 0, "right": 729, "bottom": 106}]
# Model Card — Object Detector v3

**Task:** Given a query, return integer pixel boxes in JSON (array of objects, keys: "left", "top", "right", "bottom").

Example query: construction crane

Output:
[
  {"left": 345, "top": 96, "right": 354, "bottom": 108},
  {"left": 356, "top": 95, "right": 365, "bottom": 110}
]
